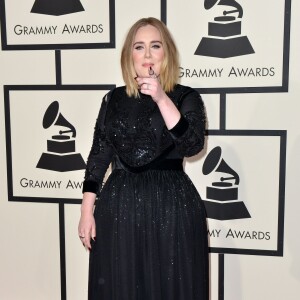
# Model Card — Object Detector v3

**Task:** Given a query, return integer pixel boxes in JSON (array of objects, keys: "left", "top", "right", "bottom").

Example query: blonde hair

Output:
[{"left": 121, "top": 17, "right": 180, "bottom": 97}]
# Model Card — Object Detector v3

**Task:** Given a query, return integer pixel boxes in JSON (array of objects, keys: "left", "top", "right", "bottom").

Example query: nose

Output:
[{"left": 144, "top": 46, "right": 151, "bottom": 58}]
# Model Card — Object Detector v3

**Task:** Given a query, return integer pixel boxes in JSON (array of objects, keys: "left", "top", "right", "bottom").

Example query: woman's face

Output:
[{"left": 132, "top": 24, "right": 165, "bottom": 78}]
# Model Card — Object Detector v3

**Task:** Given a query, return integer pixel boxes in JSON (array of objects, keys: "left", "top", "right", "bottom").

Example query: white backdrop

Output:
[{"left": 0, "top": 1, "right": 299, "bottom": 299}]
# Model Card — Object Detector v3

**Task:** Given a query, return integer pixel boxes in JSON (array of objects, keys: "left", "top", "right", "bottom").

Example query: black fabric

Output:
[
  {"left": 84, "top": 84, "right": 208, "bottom": 300},
  {"left": 168, "top": 115, "right": 189, "bottom": 139},
  {"left": 114, "top": 157, "right": 184, "bottom": 173},
  {"left": 82, "top": 180, "right": 99, "bottom": 194},
  {"left": 83, "top": 92, "right": 114, "bottom": 197}
]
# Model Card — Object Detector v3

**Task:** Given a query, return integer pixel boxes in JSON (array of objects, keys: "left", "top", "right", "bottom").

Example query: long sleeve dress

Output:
[{"left": 82, "top": 84, "right": 209, "bottom": 300}]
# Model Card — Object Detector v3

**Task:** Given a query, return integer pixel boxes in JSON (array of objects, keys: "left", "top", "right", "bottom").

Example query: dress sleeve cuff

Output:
[
  {"left": 168, "top": 115, "right": 189, "bottom": 139},
  {"left": 82, "top": 181, "right": 99, "bottom": 194}
]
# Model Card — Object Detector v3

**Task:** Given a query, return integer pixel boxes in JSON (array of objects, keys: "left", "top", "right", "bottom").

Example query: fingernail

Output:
[{"left": 149, "top": 66, "right": 154, "bottom": 76}]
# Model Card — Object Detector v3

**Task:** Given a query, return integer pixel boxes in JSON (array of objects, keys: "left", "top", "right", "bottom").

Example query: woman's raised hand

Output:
[{"left": 136, "top": 67, "right": 167, "bottom": 103}]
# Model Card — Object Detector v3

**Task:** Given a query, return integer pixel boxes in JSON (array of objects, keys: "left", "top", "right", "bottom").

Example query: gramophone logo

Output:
[
  {"left": 36, "top": 101, "right": 86, "bottom": 172},
  {"left": 202, "top": 146, "right": 251, "bottom": 220},
  {"left": 31, "top": 0, "right": 85, "bottom": 16},
  {"left": 195, "top": 0, "right": 254, "bottom": 58}
]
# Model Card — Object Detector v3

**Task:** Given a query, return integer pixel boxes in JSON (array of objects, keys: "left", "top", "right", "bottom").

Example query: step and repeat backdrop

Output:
[{"left": 1, "top": 1, "right": 299, "bottom": 300}]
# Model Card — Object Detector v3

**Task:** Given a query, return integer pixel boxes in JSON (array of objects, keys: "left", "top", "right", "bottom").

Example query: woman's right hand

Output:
[{"left": 78, "top": 211, "right": 96, "bottom": 251}]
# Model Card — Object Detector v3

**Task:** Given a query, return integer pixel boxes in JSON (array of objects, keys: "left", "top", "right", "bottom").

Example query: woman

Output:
[{"left": 78, "top": 17, "right": 209, "bottom": 300}]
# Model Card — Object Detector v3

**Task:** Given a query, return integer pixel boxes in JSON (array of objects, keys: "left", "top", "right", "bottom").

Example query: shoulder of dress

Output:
[
  {"left": 171, "top": 84, "right": 201, "bottom": 104},
  {"left": 104, "top": 86, "right": 126, "bottom": 103},
  {"left": 114, "top": 86, "right": 126, "bottom": 92},
  {"left": 175, "top": 84, "right": 198, "bottom": 96}
]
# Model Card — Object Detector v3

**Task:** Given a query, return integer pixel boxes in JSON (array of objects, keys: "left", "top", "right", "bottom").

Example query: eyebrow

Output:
[{"left": 133, "top": 40, "right": 162, "bottom": 46}]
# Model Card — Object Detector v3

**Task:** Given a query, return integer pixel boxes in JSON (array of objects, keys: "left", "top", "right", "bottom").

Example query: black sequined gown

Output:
[{"left": 83, "top": 85, "right": 209, "bottom": 300}]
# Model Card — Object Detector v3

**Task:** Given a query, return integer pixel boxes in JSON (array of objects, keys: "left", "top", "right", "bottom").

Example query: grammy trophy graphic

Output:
[
  {"left": 31, "top": 0, "right": 84, "bottom": 16},
  {"left": 202, "top": 146, "right": 251, "bottom": 220},
  {"left": 195, "top": 0, "right": 254, "bottom": 58},
  {"left": 36, "top": 101, "right": 86, "bottom": 172}
]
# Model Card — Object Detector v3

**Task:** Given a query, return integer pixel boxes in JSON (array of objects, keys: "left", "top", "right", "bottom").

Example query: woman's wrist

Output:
[
  {"left": 81, "top": 192, "right": 96, "bottom": 214},
  {"left": 155, "top": 93, "right": 169, "bottom": 106},
  {"left": 156, "top": 95, "right": 181, "bottom": 129},
  {"left": 80, "top": 206, "right": 94, "bottom": 215}
]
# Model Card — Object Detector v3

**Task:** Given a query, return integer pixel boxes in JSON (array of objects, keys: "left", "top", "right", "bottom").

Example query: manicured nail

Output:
[{"left": 149, "top": 66, "right": 154, "bottom": 76}]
